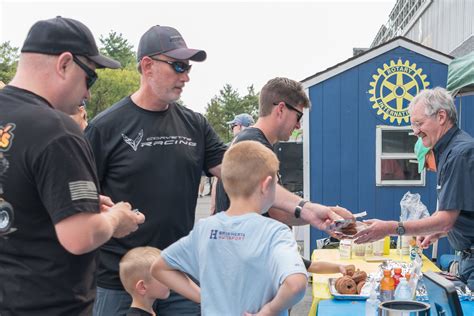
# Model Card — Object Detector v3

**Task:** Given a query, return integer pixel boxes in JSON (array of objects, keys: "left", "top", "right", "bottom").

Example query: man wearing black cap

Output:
[
  {"left": 85, "top": 25, "right": 226, "bottom": 316},
  {"left": 0, "top": 17, "right": 145, "bottom": 315}
]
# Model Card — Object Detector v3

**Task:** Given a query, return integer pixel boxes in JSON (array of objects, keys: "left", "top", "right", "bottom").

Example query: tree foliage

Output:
[
  {"left": 87, "top": 68, "right": 140, "bottom": 118},
  {"left": 86, "top": 31, "right": 140, "bottom": 118},
  {"left": 99, "top": 31, "right": 136, "bottom": 67},
  {"left": 205, "top": 84, "right": 259, "bottom": 143},
  {"left": 0, "top": 41, "right": 19, "bottom": 84}
]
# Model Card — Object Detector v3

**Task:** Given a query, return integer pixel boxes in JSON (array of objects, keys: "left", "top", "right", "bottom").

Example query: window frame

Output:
[{"left": 375, "top": 125, "right": 425, "bottom": 186}]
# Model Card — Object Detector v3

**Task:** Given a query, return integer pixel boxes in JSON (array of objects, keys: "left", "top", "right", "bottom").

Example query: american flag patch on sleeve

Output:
[{"left": 69, "top": 181, "right": 98, "bottom": 201}]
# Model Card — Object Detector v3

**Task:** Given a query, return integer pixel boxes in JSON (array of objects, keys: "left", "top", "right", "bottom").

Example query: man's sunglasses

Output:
[
  {"left": 273, "top": 101, "right": 303, "bottom": 122},
  {"left": 148, "top": 56, "right": 192, "bottom": 74},
  {"left": 72, "top": 55, "right": 98, "bottom": 90}
]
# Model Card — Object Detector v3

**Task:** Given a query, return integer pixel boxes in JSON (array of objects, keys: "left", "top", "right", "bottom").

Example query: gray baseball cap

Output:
[
  {"left": 137, "top": 25, "right": 207, "bottom": 62},
  {"left": 227, "top": 113, "right": 255, "bottom": 127}
]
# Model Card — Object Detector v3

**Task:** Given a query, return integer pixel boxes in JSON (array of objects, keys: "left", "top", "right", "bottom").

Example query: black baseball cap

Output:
[
  {"left": 21, "top": 16, "right": 121, "bottom": 69},
  {"left": 137, "top": 25, "right": 206, "bottom": 62}
]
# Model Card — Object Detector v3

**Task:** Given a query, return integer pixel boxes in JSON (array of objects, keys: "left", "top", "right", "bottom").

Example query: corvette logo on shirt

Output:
[
  {"left": 122, "top": 129, "right": 197, "bottom": 151},
  {"left": 0, "top": 123, "right": 16, "bottom": 152},
  {"left": 122, "top": 129, "right": 144, "bottom": 151}
]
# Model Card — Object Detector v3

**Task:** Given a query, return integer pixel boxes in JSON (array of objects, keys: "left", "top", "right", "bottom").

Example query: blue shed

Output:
[{"left": 300, "top": 37, "right": 474, "bottom": 261}]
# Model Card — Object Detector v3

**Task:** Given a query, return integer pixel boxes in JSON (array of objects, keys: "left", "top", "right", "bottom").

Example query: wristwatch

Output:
[
  {"left": 396, "top": 221, "right": 406, "bottom": 236},
  {"left": 294, "top": 200, "right": 308, "bottom": 218}
]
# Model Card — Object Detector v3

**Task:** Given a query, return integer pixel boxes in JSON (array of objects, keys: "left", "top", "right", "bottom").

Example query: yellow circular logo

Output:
[{"left": 369, "top": 59, "right": 430, "bottom": 125}]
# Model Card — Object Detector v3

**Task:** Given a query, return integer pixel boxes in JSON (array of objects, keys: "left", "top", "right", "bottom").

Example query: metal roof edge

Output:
[{"left": 301, "top": 36, "right": 453, "bottom": 88}]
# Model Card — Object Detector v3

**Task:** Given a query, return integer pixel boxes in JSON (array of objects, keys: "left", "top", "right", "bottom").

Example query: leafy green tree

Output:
[
  {"left": 87, "top": 68, "right": 140, "bottom": 118},
  {"left": 0, "top": 41, "right": 19, "bottom": 83},
  {"left": 99, "top": 31, "right": 136, "bottom": 68},
  {"left": 205, "top": 84, "right": 259, "bottom": 142}
]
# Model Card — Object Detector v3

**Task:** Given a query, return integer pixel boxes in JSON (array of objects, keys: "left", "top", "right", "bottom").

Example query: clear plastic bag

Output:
[{"left": 400, "top": 191, "right": 430, "bottom": 221}]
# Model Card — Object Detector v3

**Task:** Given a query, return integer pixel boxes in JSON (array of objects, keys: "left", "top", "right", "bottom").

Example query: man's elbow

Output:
[
  {"left": 57, "top": 237, "right": 96, "bottom": 255},
  {"left": 437, "top": 210, "right": 459, "bottom": 232}
]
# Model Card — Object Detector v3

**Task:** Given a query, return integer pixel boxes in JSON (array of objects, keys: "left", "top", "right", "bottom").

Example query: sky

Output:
[{"left": 0, "top": 0, "right": 396, "bottom": 114}]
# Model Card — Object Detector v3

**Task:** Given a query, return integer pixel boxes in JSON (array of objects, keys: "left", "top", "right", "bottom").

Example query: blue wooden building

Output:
[{"left": 300, "top": 37, "right": 474, "bottom": 260}]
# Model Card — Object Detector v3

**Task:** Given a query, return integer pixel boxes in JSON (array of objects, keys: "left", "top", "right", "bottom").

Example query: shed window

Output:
[{"left": 376, "top": 126, "right": 424, "bottom": 186}]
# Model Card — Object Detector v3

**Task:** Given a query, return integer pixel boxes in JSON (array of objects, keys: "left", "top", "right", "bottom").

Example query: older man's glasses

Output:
[
  {"left": 273, "top": 102, "right": 303, "bottom": 122},
  {"left": 149, "top": 56, "right": 192, "bottom": 74},
  {"left": 73, "top": 55, "right": 98, "bottom": 90}
]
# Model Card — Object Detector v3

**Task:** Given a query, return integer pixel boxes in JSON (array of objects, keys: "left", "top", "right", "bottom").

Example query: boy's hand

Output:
[
  {"left": 340, "top": 264, "right": 355, "bottom": 276},
  {"left": 243, "top": 304, "right": 273, "bottom": 316}
]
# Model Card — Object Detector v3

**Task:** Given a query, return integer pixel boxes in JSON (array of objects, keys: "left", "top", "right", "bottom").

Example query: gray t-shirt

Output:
[{"left": 162, "top": 212, "right": 307, "bottom": 315}]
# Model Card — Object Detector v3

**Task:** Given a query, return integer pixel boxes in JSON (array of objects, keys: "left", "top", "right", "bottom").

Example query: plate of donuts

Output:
[{"left": 328, "top": 269, "right": 369, "bottom": 300}]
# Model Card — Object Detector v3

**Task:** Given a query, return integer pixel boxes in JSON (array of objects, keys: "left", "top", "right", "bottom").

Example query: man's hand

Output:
[
  {"left": 299, "top": 203, "right": 346, "bottom": 230},
  {"left": 417, "top": 232, "right": 444, "bottom": 248},
  {"left": 107, "top": 202, "right": 145, "bottom": 238},
  {"left": 330, "top": 206, "right": 355, "bottom": 220},
  {"left": 99, "top": 195, "right": 114, "bottom": 212},
  {"left": 353, "top": 219, "right": 397, "bottom": 244}
]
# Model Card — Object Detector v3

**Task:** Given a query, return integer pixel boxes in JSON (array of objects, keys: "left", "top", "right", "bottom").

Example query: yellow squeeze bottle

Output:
[{"left": 383, "top": 236, "right": 391, "bottom": 255}]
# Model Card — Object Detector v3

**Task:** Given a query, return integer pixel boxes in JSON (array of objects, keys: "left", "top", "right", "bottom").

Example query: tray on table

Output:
[{"left": 328, "top": 278, "right": 369, "bottom": 300}]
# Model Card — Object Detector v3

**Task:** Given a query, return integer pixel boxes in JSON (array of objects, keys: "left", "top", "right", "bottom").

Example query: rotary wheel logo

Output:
[{"left": 369, "top": 59, "right": 430, "bottom": 125}]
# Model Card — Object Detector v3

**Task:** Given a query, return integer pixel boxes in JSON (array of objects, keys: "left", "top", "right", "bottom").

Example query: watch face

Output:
[{"left": 397, "top": 224, "right": 405, "bottom": 235}]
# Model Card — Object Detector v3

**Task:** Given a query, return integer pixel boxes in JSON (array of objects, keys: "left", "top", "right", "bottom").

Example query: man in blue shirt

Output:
[{"left": 354, "top": 87, "right": 474, "bottom": 289}]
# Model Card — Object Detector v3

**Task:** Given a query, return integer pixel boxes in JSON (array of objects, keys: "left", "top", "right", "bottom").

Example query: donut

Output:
[
  {"left": 351, "top": 270, "right": 367, "bottom": 284},
  {"left": 335, "top": 276, "right": 357, "bottom": 294},
  {"left": 356, "top": 281, "right": 366, "bottom": 294},
  {"left": 340, "top": 223, "right": 357, "bottom": 235}
]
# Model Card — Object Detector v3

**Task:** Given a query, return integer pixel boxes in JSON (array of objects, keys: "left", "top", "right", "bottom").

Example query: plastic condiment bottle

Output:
[
  {"left": 409, "top": 237, "right": 420, "bottom": 261},
  {"left": 383, "top": 236, "right": 391, "bottom": 255},
  {"left": 405, "top": 272, "right": 411, "bottom": 281},
  {"left": 394, "top": 277, "right": 412, "bottom": 300},
  {"left": 380, "top": 269, "right": 395, "bottom": 302},
  {"left": 365, "top": 282, "right": 381, "bottom": 316},
  {"left": 393, "top": 267, "right": 403, "bottom": 288}
]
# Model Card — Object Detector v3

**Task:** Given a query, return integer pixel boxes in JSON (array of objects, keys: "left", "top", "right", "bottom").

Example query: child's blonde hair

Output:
[
  {"left": 119, "top": 246, "right": 162, "bottom": 294},
  {"left": 221, "top": 141, "right": 279, "bottom": 198}
]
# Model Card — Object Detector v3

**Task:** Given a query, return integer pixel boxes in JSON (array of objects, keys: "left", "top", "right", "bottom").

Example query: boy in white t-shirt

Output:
[{"left": 151, "top": 141, "right": 308, "bottom": 316}]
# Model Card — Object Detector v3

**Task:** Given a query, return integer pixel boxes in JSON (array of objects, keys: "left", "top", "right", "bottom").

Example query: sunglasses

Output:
[
  {"left": 72, "top": 55, "right": 98, "bottom": 90},
  {"left": 273, "top": 102, "right": 303, "bottom": 122},
  {"left": 148, "top": 56, "right": 192, "bottom": 74}
]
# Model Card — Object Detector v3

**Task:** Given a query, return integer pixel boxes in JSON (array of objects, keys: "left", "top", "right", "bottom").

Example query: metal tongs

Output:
[{"left": 329, "top": 211, "right": 367, "bottom": 231}]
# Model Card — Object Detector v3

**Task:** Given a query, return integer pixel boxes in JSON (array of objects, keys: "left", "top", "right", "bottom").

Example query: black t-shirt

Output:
[
  {"left": 126, "top": 307, "right": 153, "bottom": 316},
  {"left": 85, "top": 97, "right": 226, "bottom": 289},
  {"left": 0, "top": 86, "right": 100, "bottom": 315},
  {"left": 215, "top": 127, "right": 273, "bottom": 213}
]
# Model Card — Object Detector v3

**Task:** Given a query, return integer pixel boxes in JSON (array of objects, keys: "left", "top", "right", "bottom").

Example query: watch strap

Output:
[{"left": 295, "top": 200, "right": 308, "bottom": 218}]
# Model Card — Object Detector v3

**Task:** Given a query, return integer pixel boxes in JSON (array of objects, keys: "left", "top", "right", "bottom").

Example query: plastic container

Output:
[
  {"left": 365, "top": 283, "right": 381, "bottom": 316},
  {"left": 397, "top": 236, "right": 410, "bottom": 255},
  {"left": 373, "top": 239, "right": 385, "bottom": 257},
  {"left": 409, "top": 237, "right": 421, "bottom": 261},
  {"left": 383, "top": 236, "right": 391, "bottom": 255},
  {"left": 339, "top": 239, "right": 352, "bottom": 259},
  {"left": 364, "top": 242, "right": 373, "bottom": 257},
  {"left": 394, "top": 278, "right": 412, "bottom": 300},
  {"left": 380, "top": 269, "right": 395, "bottom": 302},
  {"left": 353, "top": 243, "right": 366, "bottom": 257},
  {"left": 392, "top": 267, "right": 403, "bottom": 288}
]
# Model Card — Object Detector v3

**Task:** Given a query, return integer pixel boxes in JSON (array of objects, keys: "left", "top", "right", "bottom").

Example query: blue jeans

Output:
[
  {"left": 459, "top": 252, "right": 474, "bottom": 290},
  {"left": 93, "top": 287, "right": 200, "bottom": 316}
]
